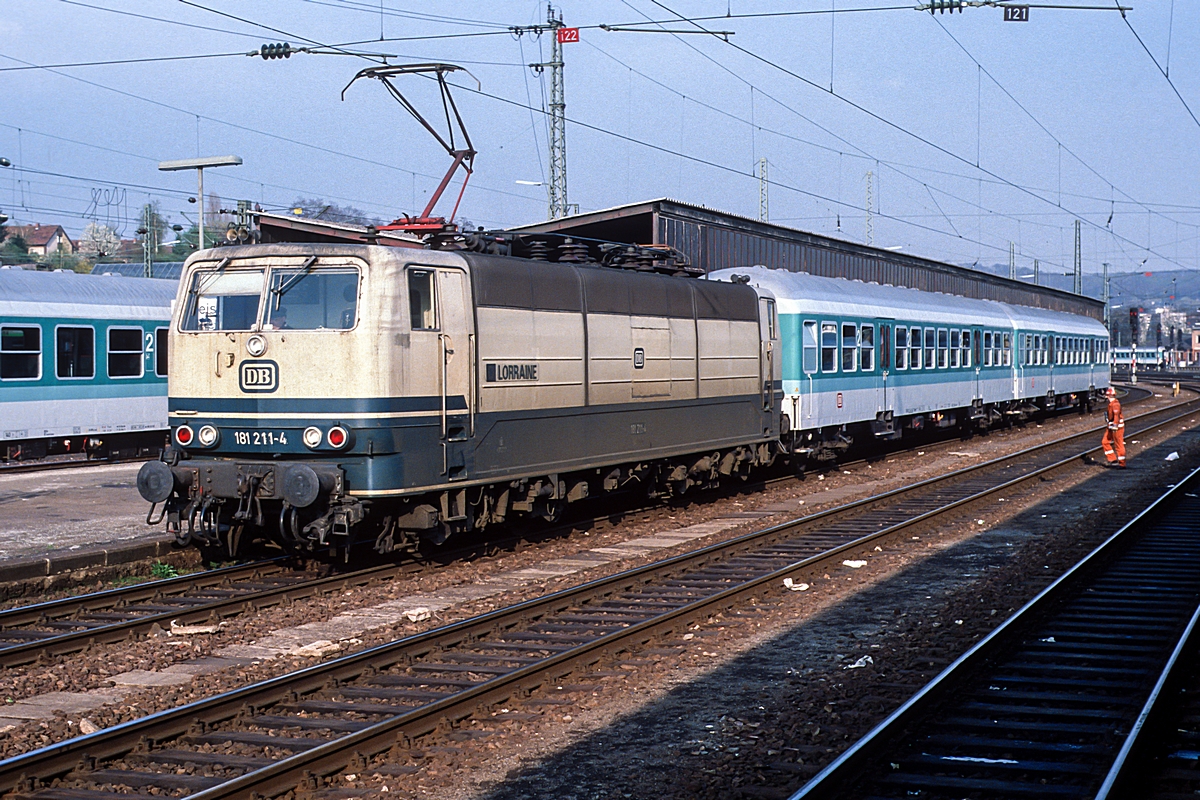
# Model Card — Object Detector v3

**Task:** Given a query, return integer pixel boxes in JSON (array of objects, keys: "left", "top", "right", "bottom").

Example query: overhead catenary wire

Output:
[{"left": 639, "top": 0, "right": 1194, "bottom": 272}]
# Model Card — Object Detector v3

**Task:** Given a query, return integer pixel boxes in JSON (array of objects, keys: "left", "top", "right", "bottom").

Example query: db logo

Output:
[{"left": 239, "top": 360, "right": 278, "bottom": 393}]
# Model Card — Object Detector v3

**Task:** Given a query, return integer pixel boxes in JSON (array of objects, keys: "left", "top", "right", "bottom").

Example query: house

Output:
[{"left": 3, "top": 223, "right": 77, "bottom": 256}]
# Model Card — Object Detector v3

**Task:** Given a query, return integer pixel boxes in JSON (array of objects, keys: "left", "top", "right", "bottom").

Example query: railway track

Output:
[
  {"left": 790, "top": 464, "right": 1200, "bottom": 800},
  {"left": 0, "top": 391, "right": 1194, "bottom": 798},
  {"left": 2, "top": 388, "right": 1153, "bottom": 669},
  {"left": 0, "top": 560, "right": 408, "bottom": 669}
]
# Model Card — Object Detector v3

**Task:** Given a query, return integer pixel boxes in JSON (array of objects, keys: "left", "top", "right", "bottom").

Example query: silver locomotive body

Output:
[{"left": 138, "top": 244, "right": 781, "bottom": 555}]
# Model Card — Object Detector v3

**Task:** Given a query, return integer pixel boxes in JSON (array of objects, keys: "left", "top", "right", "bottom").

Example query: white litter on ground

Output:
[
  {"left": 842, "top": 560, "right": 867, "bottom": 569},
  {"left": 404, "top": 607, "right": 433, "bottom": 622},
  {"left": 782, "top": 578, "right": 810, "bottom": 591},
  {"left": 844, "top": 655, "right": 874, "bottom": 669},
  {"left": 1166, "top": 452, "right": 1180, "bottom": 461},
  {"left": 168, "top": 620, "right": 224, "bottom": 636}
]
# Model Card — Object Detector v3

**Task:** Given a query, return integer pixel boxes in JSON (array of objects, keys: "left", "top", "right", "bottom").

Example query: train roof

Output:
[
  {"left": 714, "top": 266, "right": 1108, "bottom": 337},
  {"left": 0, "top": 267, "right": 176, "bottom": 321}
]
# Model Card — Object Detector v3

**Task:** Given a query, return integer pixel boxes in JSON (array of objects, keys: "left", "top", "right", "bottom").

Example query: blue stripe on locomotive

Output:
[{"left": 171, "top": 391, "right": 770, "bottom": 497}]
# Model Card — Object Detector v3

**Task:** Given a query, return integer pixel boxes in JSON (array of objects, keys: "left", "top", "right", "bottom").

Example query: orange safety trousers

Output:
[
  {"left": 1102, "top": 399, "right": 1125, "bottom": 465},
  {"left": 1101, "top": 426, "right": 1125, "bottom": 464}
]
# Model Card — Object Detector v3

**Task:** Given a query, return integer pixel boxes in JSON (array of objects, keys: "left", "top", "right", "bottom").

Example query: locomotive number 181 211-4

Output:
[{"left": 232, "top": 430, "right": 289, "bottom": 446}]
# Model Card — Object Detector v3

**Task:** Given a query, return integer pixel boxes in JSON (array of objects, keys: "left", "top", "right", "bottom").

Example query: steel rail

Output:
[
  {"left": 0, "top": 392, "right": 1194, "bottom": 798},
  {"left": 0, "top": 559, "right": 418, "bottom": 668},
  {"left": 2, "top": 386, "right": 1151, "bottom": 670},
  {"left": 791, "top": 465, "right": 1200, "bottom": 800}
]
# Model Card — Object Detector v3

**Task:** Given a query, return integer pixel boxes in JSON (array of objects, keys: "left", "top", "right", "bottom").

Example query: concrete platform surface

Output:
[{"left": 0, "top": 462, "right": 174, "bottom": 577}]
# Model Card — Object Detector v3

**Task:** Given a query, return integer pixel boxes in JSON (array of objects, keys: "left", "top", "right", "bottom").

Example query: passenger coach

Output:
[
  {"left": 140, "top": 244, "right": 781, "bottom": 556},
  {"left": 713, "top": 266, "right": 1110, "bottom": 461},
  {"left": 0, "top": 268, "right": 174, "bottom": 461}
]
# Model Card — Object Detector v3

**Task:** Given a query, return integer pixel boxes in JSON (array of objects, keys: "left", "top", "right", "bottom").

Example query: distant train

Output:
[
  {"left": 137, "top": 240, "right": 1110, "bottom": 558},
  {"left": 0, "top": 268, "right": 175, "bottom": 461}
]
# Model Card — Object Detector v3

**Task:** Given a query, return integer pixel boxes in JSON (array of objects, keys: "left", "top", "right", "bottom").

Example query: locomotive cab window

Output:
[
  {"left": 408, "top": 270, "right": 437, "bottom": 330},
  {"left": 56, "top": 326, "right": 94, "bottom": 379},
  {"left": 1, "top": 325, "right": 41, "bottom": 380},
  {"left": 182, "top": 268, "right": 264, "bottom": 332},
  {"left": 266, "top": 266, "right": 359, "bottom": 331},
  {"left": 108, "top": 327, "right": 144, "bottom": 378}
]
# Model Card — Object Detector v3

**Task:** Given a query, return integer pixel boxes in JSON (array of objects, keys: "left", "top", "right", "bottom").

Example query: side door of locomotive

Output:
[{"left": 406, "top": 266, "right": 474, "bottom": 481}]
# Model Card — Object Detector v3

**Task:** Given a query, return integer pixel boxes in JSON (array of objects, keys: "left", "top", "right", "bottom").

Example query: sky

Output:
[{"left": 2, "top": 0, "right": 1198, "bottom": 284}]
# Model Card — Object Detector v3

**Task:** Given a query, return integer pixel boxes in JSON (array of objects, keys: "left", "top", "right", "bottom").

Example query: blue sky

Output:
[{"left": 2, "top": 0, "right": 1197, "bottom": 278}]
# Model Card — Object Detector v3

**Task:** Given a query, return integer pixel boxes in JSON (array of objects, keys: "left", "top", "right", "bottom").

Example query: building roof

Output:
[
  {"left": 510, "top": 198, "right": 1106, "bottom": 320},
  {"left": 3, "top": 223, "right": 74, "bottom": 249}
]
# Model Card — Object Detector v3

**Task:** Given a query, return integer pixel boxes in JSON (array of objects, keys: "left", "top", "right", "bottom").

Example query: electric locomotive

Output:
[{"left": 137, "top": 241, "right": 782, "bottom": 557}]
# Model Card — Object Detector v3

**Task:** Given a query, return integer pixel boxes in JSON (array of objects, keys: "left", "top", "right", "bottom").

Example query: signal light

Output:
[
  {"left": 197, "top": 425, "right": 219, "bottom": 447},
  {"left": 260, "top": 42, "right": 292, "bottom": 60},
  {"left": 302, "top": 426, "right": 323, "bottom": 449},
  {"left": 327, "top": 426, "right": 348, "bottom": 449},
  {"left": 175, "top": 425, "right": 194, "bottom": 446},
  {"left": 1129, "top": 308, "right": 1139, "bottom": 345}
]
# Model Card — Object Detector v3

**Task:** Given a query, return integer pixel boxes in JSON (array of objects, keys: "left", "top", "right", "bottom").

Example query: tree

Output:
[
  {"left": 289, "top": 197, "right": 381, "bottom": 227},
  {"left": 79, "top": 222, "right": 122, "bottom": 259}
]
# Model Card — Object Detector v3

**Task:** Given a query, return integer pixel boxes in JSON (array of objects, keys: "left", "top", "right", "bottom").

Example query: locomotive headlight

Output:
[
  {"left": 302, "top": 426, "right": 323, "bottom": 449},
  {"left": 197, "top": 425, "right": 219, "bottom": 447},
  {"left": 327, "top": 426, "right": 349, "bottom": 449},
  {"left": 246, "top": 334, "right": 267, "bottom": 357},
  {"left": 175, "top": 425, "right": 194, "bottom": 446}
]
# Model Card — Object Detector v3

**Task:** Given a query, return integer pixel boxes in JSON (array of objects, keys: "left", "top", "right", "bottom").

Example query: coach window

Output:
[
  {"left": 842, "top": 323, "right": 857, "bottom": 372},
  {"left": 949, "top": 330, "right": 961, "bottom": 368},
  {"left": 108, "top": 327, "right": 144, "bottom": 378},
  {"left": 1002, "top": 333, "right": 1012, "bottom": 366},
  {"left": 964, "top": 330, "right": 973, "bottom": 368},
  {"left": 983, "top": 332, "right": 993, "bottom": 366},
  {"left": 861, "top": 325, "right": 875, "bottom": 371},
  {"left": 821, "top": 322, "right": 838, "bottom": 372},
  {"left": 56, "top": 326, "right": 94, "bottom": 379},
  {"left": 803, "top": 321, "right": 818, "bottom": 373},
  {"left": 924, "top": 328, "right": 935, "bottom": 369},
  {"left": 155, "top": 327, "right": 168, "bottom": 377},
  {"left": 894, "top": 327, "right": 908, "bottom": 370},
  {"left": 408, "top": 270, "right": 437, "bottom": 330},
  {"left": 937, "top": 328, "right": 948, "bottom": 369},
  {"left": 1, "top": 325, "right": 41, "bottom": 380}
]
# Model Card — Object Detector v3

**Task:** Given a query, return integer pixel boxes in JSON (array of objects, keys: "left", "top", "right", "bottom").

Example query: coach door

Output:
[{"left": 879, "top": 321, "right": 892, "bottom": 413}]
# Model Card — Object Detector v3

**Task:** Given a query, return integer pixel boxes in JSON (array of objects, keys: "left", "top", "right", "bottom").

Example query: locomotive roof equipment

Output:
[{"left": 342, "top": 63, "right": 477, "bottom": 238}]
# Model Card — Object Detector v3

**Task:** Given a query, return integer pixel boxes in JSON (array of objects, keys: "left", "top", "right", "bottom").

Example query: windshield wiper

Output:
[{"left": 271, "top": 255, "right": 318, "bottom": 304}]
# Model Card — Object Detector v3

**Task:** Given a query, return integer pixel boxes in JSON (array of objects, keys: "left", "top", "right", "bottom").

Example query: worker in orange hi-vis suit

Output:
[{"left": 1101, "top": 387, "right": 1126, "bottom": 468}]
